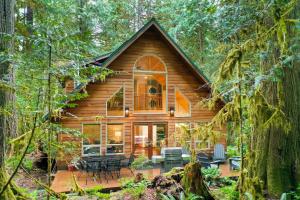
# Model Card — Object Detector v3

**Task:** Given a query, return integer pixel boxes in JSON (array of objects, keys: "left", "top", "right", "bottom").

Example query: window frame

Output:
[
  {"left": 106, "top": 85, "right": 125, "bottom": 118},
  {"left": 133, "top": 54, "right": 168, "bottom": 114},
  {"left": 106, "top": 123, "right": 125, "bottom": 155},
  {"left": 174, "top": 87, "right": 191, "bottom": 117},
  {"left": 81, "top": 123, "right": 102, "bottom": 157}
]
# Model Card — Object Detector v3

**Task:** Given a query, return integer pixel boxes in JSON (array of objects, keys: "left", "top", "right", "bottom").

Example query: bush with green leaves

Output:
[
  {"left": 201, "top": 167, "right": 221, "bottom": 185},
  {"left": 160, "top": 192, "right": 204, "bottom": 200},
  {"left": 119, "top": 178, "right": 150, "bottom": 199},
  {"left": 6, "top": 155, "right": 33, "bottom": 171},
  {"left": 226, "top": 145, "right": 240, "bottom": 158},
  {"left": 280, "top": 184, "right": 300, "bottom": 200},
  {"left": 85, "top": 185, "right": 110, "bottom": 199},
  {"left": 211, "top": 182, "right": 239, "bottom": 200},
  {"left": 130, "top": 155, "right": 153, "bottom": 170}
]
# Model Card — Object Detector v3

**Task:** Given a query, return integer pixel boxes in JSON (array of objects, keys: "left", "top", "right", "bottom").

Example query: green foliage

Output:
[
  {"left": 160, "top": 192, "right": 204, "bottom": 200},
  {"left": 226, "top": 145, "right": 240, "bottom": 158},
  {"left": 201, "top": 167, "right": 235, "bottom": 187},
  {"left": 280, "top": 184, "right": 300, "bottom": 200},
  {"left": 85, "top": 186, "right": 110, "bottom": 199},
  {"left": 6, "top": 155, "right": 33, "bottom": 171},
  {"left": 212, "top": 182, "right": 239, "bottom": 200},
  {"left": 119, "top": 178, "right": 150, "bottom": 199},
  {"left": 130, "top": 155, "right": 153, "bottom": 170},
  {"left": 201, "top": 167, "right": 221, "bottom": 183}
]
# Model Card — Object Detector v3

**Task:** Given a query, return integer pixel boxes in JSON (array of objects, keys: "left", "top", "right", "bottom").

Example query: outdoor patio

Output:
[{"left": 50, "top": 162, "right": 239, "bottom": 193}]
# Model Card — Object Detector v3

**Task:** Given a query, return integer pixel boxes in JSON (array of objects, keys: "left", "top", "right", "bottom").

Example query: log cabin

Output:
[{"left": 57, "top": 18, "right": 226, "bottom": 169}]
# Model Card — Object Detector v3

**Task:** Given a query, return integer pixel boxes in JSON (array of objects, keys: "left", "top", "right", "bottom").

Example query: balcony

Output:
[{"left": 134, "top": 94, "right": 163, "bottom": 111}]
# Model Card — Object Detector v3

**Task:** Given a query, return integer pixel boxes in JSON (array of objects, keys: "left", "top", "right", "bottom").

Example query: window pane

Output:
[
  {"left": 135, "top": 56, "right": 165, "bottom": 71},
  {"left": 107, "top": 87, "right": 124, "bottom": 116},
  {"left": 82, "top": 124, "right": 101, "bottom": 145},
  {"left": 83, "top": 146, "right": 100, "bottom": 155},
  {"left": 152, "top": 124, "right": 166, "bottom": 155},
  {"left": 175, "top": 89, "right": 190, "bottom": 116},
  {"left": 134, "top": 74, "right": 166, "bottom": 112},
  {"left": 107, "top": 124, "right": 123, "bottom": 145}
]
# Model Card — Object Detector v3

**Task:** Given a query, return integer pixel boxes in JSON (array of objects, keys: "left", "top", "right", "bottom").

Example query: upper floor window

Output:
[
  {"left": 133, "top": 55, "right": 167, "bottom": 113},
  {"left": 106, "top": 87, "right": 124, "bottom": 117},
  {"left": 175, "top": 88, "right": 191, "bottom": 117}
]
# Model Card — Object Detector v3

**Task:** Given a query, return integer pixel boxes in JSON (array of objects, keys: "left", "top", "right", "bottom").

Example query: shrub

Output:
[
  {"left": 119, "top": 177, "right": 150, "bottom": 199},
  {"left": 201, "top": 167, "right": 221, "bottom": 185},
  {"left": 131, "top": 155, "right": 153, "bottom": 170},
  {"left": 226, "top": 145, "right": 239, "bottom": 158},
  {"left": 6, "top": 155, "right": 33, "bottom": 171},
  {"left": 85, "top": 185, "right": 110, "bottom": 199},
  {"left": 219, "top": 182, "right": 239, "bottom": 200}
]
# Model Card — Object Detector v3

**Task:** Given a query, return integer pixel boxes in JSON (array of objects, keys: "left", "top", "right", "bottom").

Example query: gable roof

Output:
[{"left": 73, "top": 18, "right": 210, "bottom": 94}]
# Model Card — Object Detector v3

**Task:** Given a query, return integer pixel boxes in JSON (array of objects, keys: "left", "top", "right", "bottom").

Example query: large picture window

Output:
[
  {"left": 134, "top": 55, "right": 167, "bottom": 113},
  {"left": 175, "top": 88, "right": 191, "bottom": 117},
  {"left": 107, "top": 124, "right": 124, "bottom": 154},
  {"left": 107, "top": 87, "right": 124, "bottom": 117},
  {"left": 82, "top": 124, "right": 101, "bottom": 156}
]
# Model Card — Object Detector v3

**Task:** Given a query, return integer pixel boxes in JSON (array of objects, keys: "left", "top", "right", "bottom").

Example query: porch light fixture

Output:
[
  {"left": 125, "top": 106, "right": 129, "bottom": 117},
  {"left": 170, "top": 106, "right": 175, "bottom": 117}
]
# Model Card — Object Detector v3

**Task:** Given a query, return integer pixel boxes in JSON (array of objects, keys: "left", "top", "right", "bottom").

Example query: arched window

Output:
[{"left": 133, "top": 55, "right": 167, "bottom": 113}]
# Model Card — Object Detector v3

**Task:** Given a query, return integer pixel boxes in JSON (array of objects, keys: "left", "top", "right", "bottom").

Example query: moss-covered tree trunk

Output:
[
  {"left": 0, "top": 0, "right": 18, "bottom": 199},
  {"left": 183, "top": 162, "right": 214, "bottom": 200},
  {"left": 248, "top": 1, "right": 300, "bottom": 198}
]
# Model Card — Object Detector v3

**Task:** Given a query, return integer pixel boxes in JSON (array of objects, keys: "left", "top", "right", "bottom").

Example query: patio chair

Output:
[
  {"left": 85, "top": 160, "right": 102, "bottom": 184},
  {"left": 74, "top": 159, "right": 87, "bottom": 180},
  {"left": 182, "top": 147, "right": 191, "bottom": 165},
  {"left": 103, "top": 158, "right": 121, "bottom": 182},
  {"left": 197, "top": 152, "right": 220, "bottom": 169},
  {"left": 229, "top": 156, "right": 241, "bottom": 170},
  {"left": 121, "top": 154, "right": 135, "bottom": 175},
  {"left": 164, "top": 149, "right": 183, "bottom": 172},
  {"left": 213, "top": 144, "right": 226, "bottom": 162}
]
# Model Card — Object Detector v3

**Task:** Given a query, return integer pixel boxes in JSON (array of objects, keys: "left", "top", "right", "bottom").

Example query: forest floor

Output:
[{"left": 15, "top": 168, "right": 48, "bottom": 191}]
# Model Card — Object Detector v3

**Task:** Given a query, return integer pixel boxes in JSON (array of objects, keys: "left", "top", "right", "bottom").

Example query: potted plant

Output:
[{"left": 68, "top": 156, "right": 80, "bottom": 171}]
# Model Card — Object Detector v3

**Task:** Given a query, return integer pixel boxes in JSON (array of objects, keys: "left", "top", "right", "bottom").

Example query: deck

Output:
[{"left": 50, "top": 162, "right": 239, "bottom": 193}]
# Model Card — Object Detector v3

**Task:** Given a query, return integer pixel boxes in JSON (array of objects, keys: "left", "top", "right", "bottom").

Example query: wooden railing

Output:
[{"left": 134, "top": 94, "right": 163, "bottom": 110}]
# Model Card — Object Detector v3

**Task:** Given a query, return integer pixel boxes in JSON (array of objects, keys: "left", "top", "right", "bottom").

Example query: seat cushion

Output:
[{"left": 182, "top": 154, "right": 191, "bottom": 161}]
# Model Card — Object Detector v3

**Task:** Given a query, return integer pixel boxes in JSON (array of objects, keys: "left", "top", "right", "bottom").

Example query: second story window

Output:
[{"left": 133, "top": 55, "right": 167, "bottom": 113}]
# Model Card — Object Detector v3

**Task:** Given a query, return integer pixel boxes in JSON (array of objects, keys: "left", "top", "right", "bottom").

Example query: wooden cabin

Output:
[{"left": 57, "top": 19, "right": 225, "bottom": 168}]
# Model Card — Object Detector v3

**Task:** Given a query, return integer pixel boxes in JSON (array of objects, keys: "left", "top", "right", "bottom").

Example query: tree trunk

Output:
[
  {"left": 0, "top": 0, "right": 18, "bottom": 199},
  {"left": 25, "top": 4, "right": 33, "bottom": 51},
  {"left": 247, "top": 1, "right": 300, "bottom": 198},
  {"left": 182, "top": 162, "right": 214, "bottom": 200}
]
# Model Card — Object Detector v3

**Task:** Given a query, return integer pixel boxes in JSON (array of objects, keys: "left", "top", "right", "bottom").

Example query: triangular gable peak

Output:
[{"left": 73, "top": 18, "right": 211, "bottom": 93}]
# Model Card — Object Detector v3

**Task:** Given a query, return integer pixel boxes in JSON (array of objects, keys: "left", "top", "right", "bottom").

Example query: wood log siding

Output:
[{"left": 57, "top": 28, "right": 225, "bottom": 168}]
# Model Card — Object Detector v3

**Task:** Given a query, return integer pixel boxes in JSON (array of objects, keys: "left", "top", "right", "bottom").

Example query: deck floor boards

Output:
[{"left": 51, "top": 163, "right": 239, "bottom": 193}]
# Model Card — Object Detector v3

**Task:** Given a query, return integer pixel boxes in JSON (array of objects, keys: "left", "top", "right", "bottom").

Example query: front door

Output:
[{"left": 133, "top": 123, "right": 167, "bottom": 158}]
